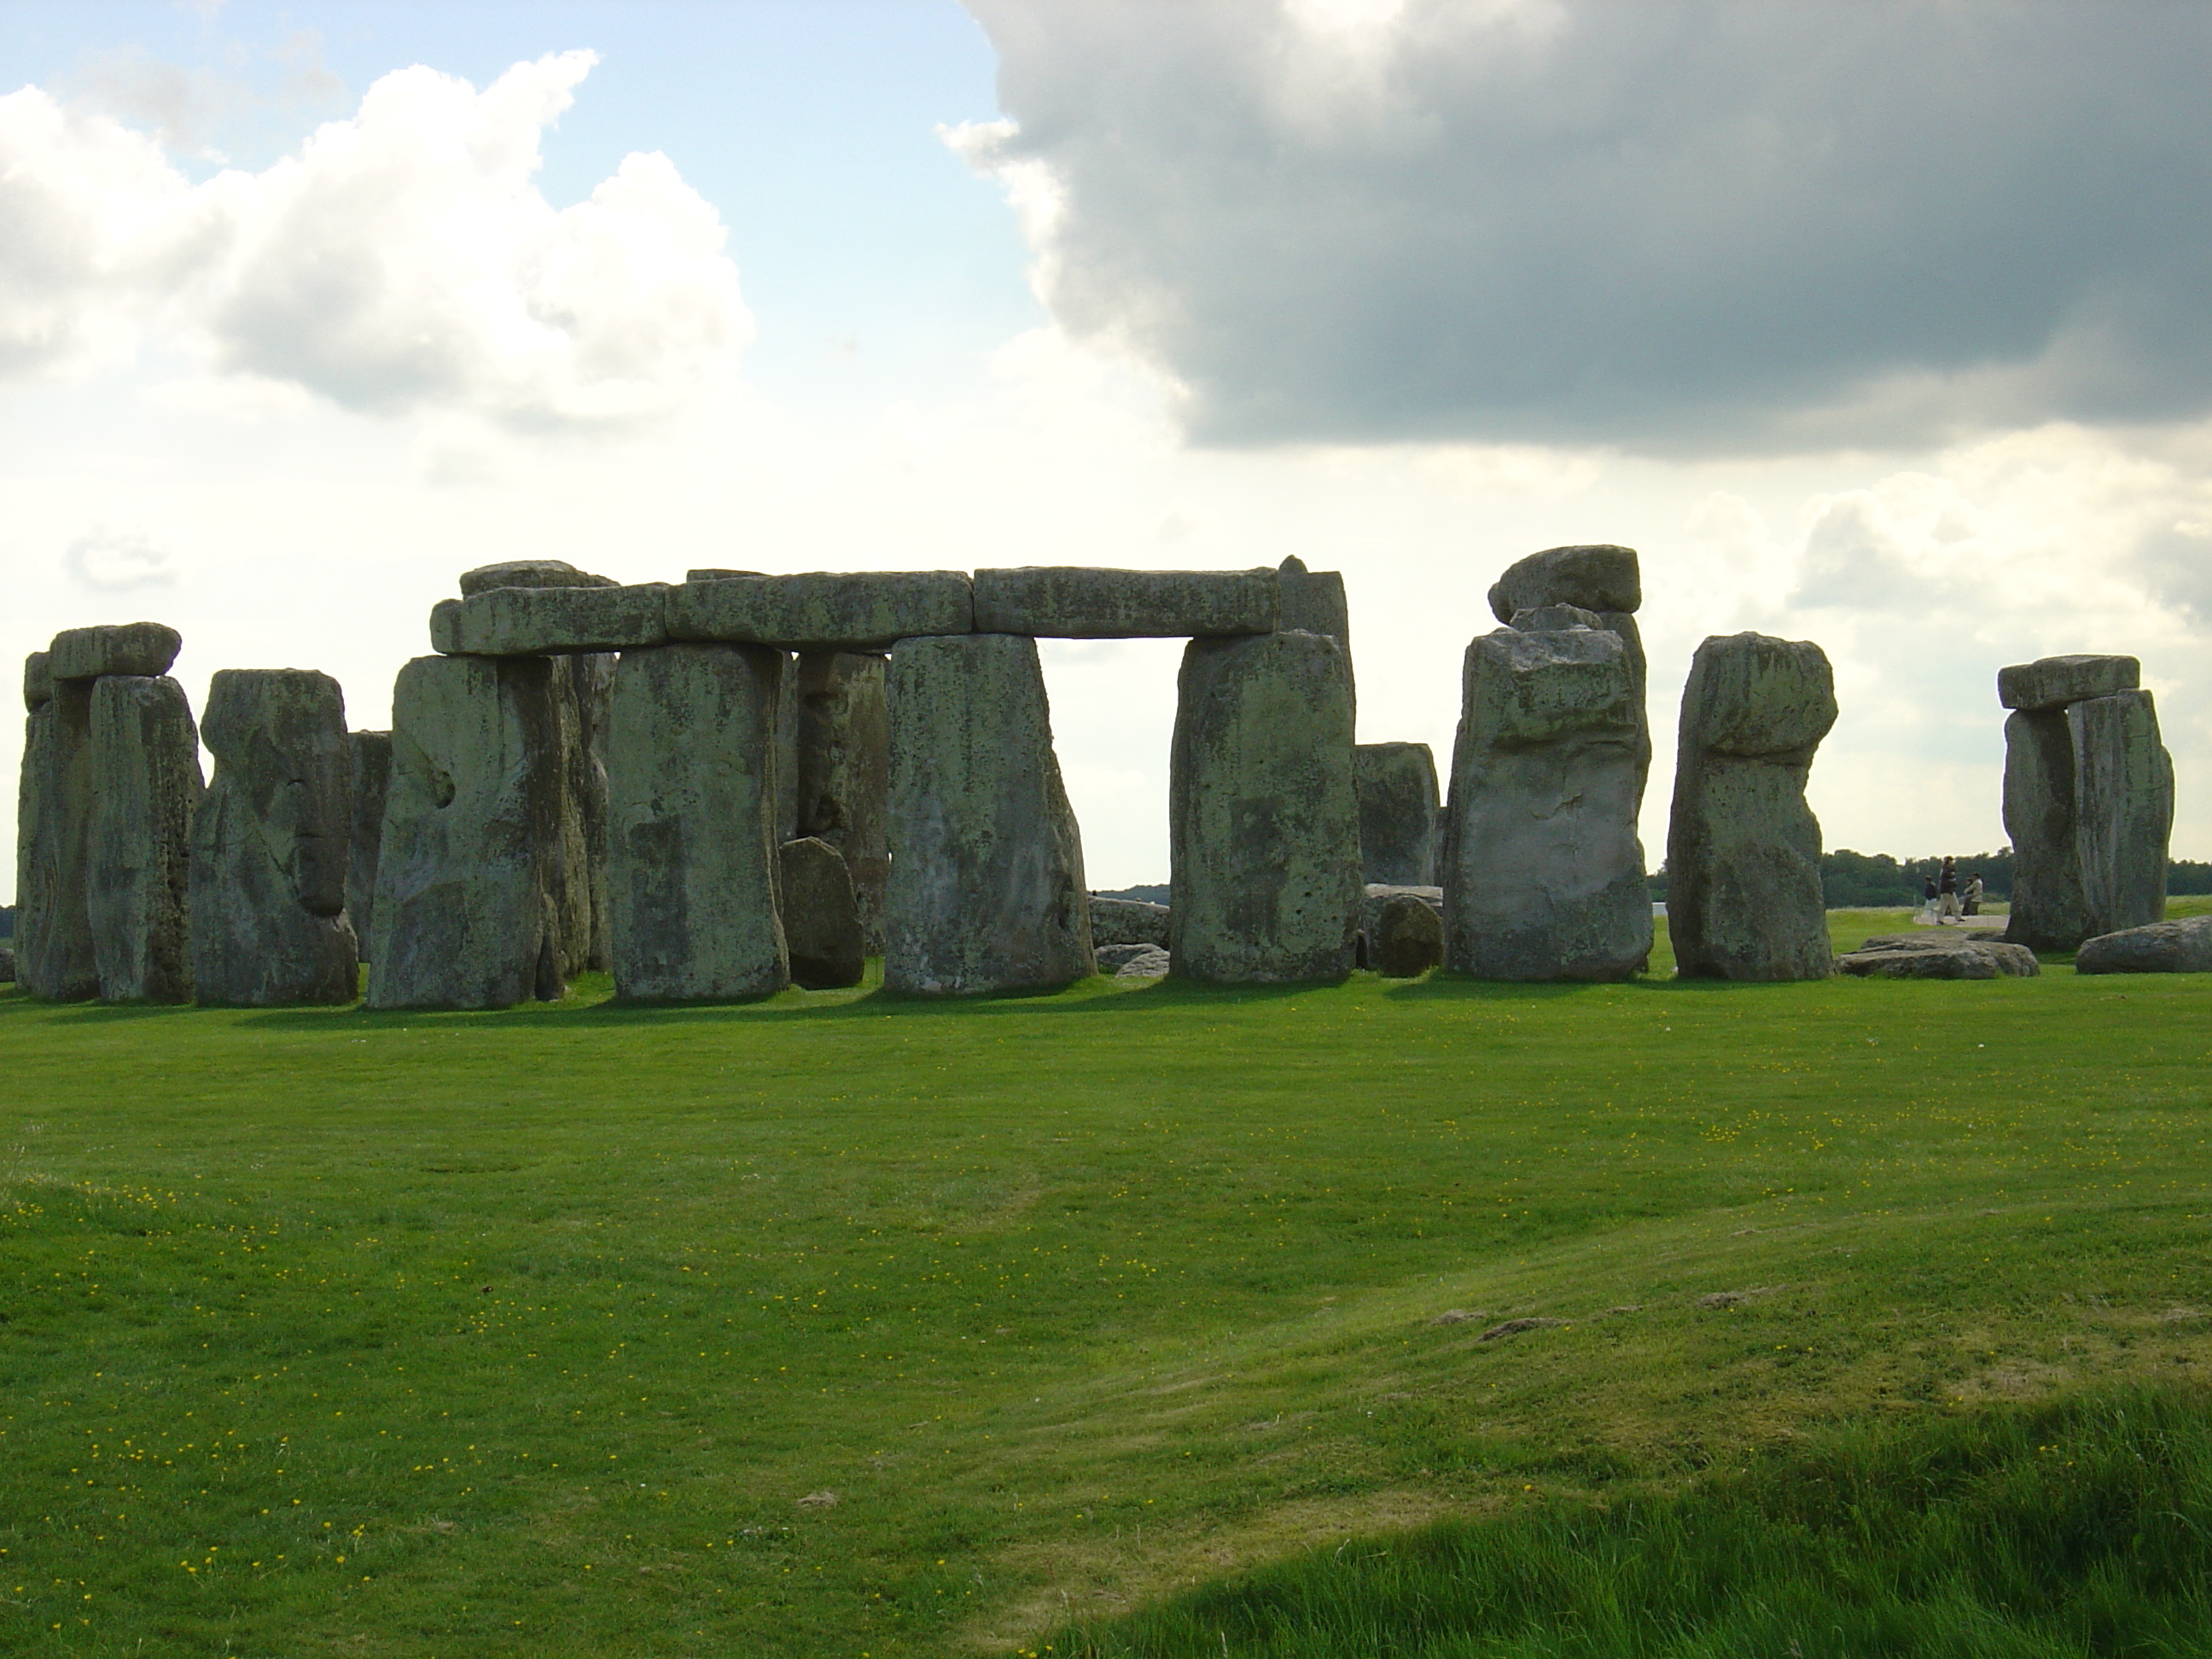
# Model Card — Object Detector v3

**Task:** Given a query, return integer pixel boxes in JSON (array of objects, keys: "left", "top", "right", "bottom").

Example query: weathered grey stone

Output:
[
  {"left": 1276, "top": 556, "right": 1352, "bottom": 710},
  {"left": 48, "top": 621, "right": 183, "bottom": 681},
  {"left": 884, "top": 634, "right": 1093, "bottom": 995},
  {"left": 23, "top": 651, "right": 51, "bottom": 710},
  {"left": 605, "top": 643, "right": 789, "bottom": 1002},
  {"left": 1837, "top": 934, "right": 2040, "bottom": 978},
  {"left": 971, "top": 566, "right": 1276, "bottom": 637},
  {"left": 1353, "top": 742, "right": 1439, "bottom": 887},
  {"left": 1487, "top": 545, "right": 1641, "bottom": 623},
  {"left": 189, "top": 670, "right": 358, "bottom": 1005},
  {"left": 1114, "top": 945, "right": 1172, "bottom": 980},
  {"left": 460, "top": 559, "right": 615, "bottom": 596},
  {"left": 778, "top": 836, "right": 864, "bottom": 991},
  {"left": 0, "top": 946, "right": 14, "bottom": 983},
  {"left": 1998, "top": 654, "right": 2138, "bottom": 713},
  {"left": 1170, "top": 631, "right": 1359, "bottom": 984},
  {"left": 368, "top": 655, "right": 573, "bottom": 1010},
  {"left": 772, "top": 652, "right": 800, "bottom": 847},
  {"left": 2076, "top": 915, "right": 2212, "bottom": 975},
  {"left": 1369, "top": 893, "right": 1444, "bottom": 977},
  {"left": 14, "top": 679, "right": 96, "bottom": 1000},
  {"left": 1666, "top": 632, "right": 1837, "bottom": 981},
  {"left": 346, "top": 731, "right": 392, "bottom": 963},
  {"left": 1091, "top": 895, "right": 1171, "bottom": 948},
  {"left": 795, "top": 651, "right": 889, "bottom": 952},
  {"left": 2000, "top": 708, "right": 2087, "bottom": 952},
  {"left": 1441, "top": 628, "right": 1649, "bottom": 981},
  {"left": 567, "top": 653, "right": 615, "bottom": 973},
  {"left": 1360, "top": 882, "right": 1442, "bottom": 940},
  {"left": 1509, "top": 604, "right": 1606, "bottom": 633},
  {"left": 89, "top": 676, "right": 201, "bottom": 1003},
  {"left": 1095, "top": 941, "right": 1160, "bottom": 970},
  {"left": 430, "top": 584, "right": 671, "bottom": 655},
  {"left": 686, "top": 568, "right": 760, "bottom": 582},
  {"left": 2070, "top": 690, "right": 2172, "bottom": 938},
  {"left": 670, "top": 571, "right": 974, "bottom": 651}
]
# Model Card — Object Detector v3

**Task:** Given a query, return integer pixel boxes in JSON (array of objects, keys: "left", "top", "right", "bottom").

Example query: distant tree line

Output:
[{"left": 1648, "top": 853, "right": 2212, "bottom": 906}]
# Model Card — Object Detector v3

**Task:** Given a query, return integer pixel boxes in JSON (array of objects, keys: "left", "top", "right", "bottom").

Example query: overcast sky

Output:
[{"left": 5, "top": 0, "right": 2209, "bottom": 895}]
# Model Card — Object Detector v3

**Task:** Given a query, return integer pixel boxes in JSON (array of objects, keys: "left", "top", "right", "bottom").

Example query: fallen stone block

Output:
[
  {"left": 1090, "top": 895, "right": 1171, "bottom": 948},
  {"left": 1368, "top": 892, "right": 1443, "bottom": 976},
  {"left": 1997, "top": 654, "right": 2138, "bottom": 713},
  {"left": 1113, "top": 945, "right": 1172, "bottom": 979},
  {"left": 970, "top": 566, "right": 1277, "bottom": 637},
  {"left": 430, "top": 584, "right": 671, "bottom": 655},
  {"left": 2076, "top": 915, "right": 2212, "bottom": 974},
  {"left": 670, "top": 571, "right": 975, "bottom": 651},
  {"left": 48, "top": 622, "right": 183, "bottom": 681}
]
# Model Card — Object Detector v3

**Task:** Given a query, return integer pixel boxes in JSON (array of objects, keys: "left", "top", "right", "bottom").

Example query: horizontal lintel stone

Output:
[
  {"left": 1997, "top": 653, "right": 2139, "bottom": 712},
  {"left": 667, "top": 571, "right": 974, "bottom": 651},
  {"left": 48, "top": 622, "right": 183, "bottom": 681},
  {"left": 431, "top": 584, "right": 672, "bottom": 656},
  {"left": 972, "top": 566, "right": 1278, "bottom": 637}
]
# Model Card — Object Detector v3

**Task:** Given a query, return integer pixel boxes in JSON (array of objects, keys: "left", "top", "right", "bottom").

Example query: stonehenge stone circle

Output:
[
  {"left": 972, "top": 567, "right": 1278, "bottom": 637},
  {"left": 778, "top": 835, "right": 865, "bottom": 991},
  {"left": 795, "top": 651, "right": 890, "bottom": 951},
  {"left": 1369, "top": 891, "right": 1444, "bottom": 977},
  {"left": 48, "top": 622, "right": 183, "bottom": 682},
  {"left": 671, "top": 571, "right": 974, "bottom": 652},
  {"left": 369, "top": 654, "right": 573, "bottom": 1010},
  {"left": 884, "top": 633, "right": 1093, "bottom": 995},
  {"left": 2075, "top": 915, "right": 2212, "bottom": 975},
  {"left": 88, "top": 675, "right": 201, "bottom": 1003},
  {"left": 16, "top": 667, "right": 96, "bottom": 1000},
  {"left": 1489, "top": 545, "right": 1650, "bottom": 799},
  {"left": 430, "top": 583, "right": 671, "bottom": 655},
  {"left": 1353, "top": 742, "right": 1440, "bottom": 887},
  {"left": 2000, "top": 655, "right": 2172, "bottom": 951},
  {"left": 1170, "top": 631, "right": 1360, "bottom": 984},
  {"left": 190, "top": 670, "right": 358, "bottom": 1005},
  {"left": 1090, "top": 895, "right": 1171, "bottom": 949},
  {"left": 1666, "top": 632, "right": 1837, "bottom": 981},
  {"left": 606, "top": 643, "right": 789, "bottom": 1002},
  {"left": 1441, "top": 620, "right": 1649, "bottom": 981},
  {"left": 346, "top": 731, "right": 392, "bottom": 963}
]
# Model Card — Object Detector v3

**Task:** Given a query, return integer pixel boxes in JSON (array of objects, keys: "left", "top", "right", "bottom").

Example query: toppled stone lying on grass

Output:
[
  {"left": 1478, "top": 1317, "right": 1568, "bottom": 1341},
  {"left": 1113, "top": 946, "right": 1171, "bottom": 980},
  {"left": 1090, "top": 895, "right": 1171, "bottom": 948},
  {"left": 1367, "top": 892, "right": 1443, "bottom": 977},
  {"left": 1095, "top": 941, "right": 1161, "bottom": 970},
  {"left": 1835, "top": 933, "right": 2040, "bottom": 979},
  {"left": 2075, "top": 914, "right": 2212, "bottom": 975}
]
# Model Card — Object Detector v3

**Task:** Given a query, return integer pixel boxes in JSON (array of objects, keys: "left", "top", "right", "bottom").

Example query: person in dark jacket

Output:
[{"left": 1938, "top": 857, "right": 1960, "bottom": 923}]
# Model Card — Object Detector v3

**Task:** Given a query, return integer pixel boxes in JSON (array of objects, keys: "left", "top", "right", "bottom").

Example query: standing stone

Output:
[
  {"left": 772, "top": 652, "right": 801, "bottom": 847},
  {"left": 884, "top": 634, "right": 1093, "bottom": 995},
  {"left": 569, "top": 653, "right": 615, "bottom": 972},
  {"left": 1441, "top": 626, "right": 1648, "bottom": 981},
  {"left": 1369, "top": 892, "right": 1445, "bottom": 977},
  {"left": 88, "top": 676, "right": 201, "bottom": 1003},
  {"left": 795, "top": 651, "right": 890, "bottom": 952},
  {"left": 1278, "top": 556, "right": 1352, "bottom": 713},
  {"left": 2069, "top": 690, "right": 2172, "bottom": 937},
  {"left": 1353, "top": 742, "right": 1439, "bottom": 887},
  {"left": 346, "top": 731, "right": 393, "bottom": 963},
  {"left": 1170, "top": 631, "right": 1360, "bottom": 984},
  {"left": 2000, "top": 707, "right": 2086, "bottom": 952},
  {"left": 606, "top": 643, "right": 789, "bottom": 1003},
  {"left": 369, "top": 655, "right": 571, "bottom": 1010},
  {"left": 779, "top": 836, "right": 865, "bottom": 990},
  {"left": 15, "top": 664, "right": 96, "bottom": 1001},
  {"left": 1666, "top": 633, "right": 1837, "bottom": 981},
  {"left": 1488, "top": 544, "right": 1650, "bottom": 801},
  {"left": 190, "top": 671, "right": 358, "bottom": 1005}
]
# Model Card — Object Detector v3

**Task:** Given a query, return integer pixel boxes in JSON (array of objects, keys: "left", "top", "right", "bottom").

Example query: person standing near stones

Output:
[
  {"left": 1963, "top": 871, "right": 1984, "bottom": 917},
  {"left": 1921, "top": 873, "right": 1939, "bottom": 922},
  {"left": 1938, "top": 856, "right": 1960, "bottom": 923}
]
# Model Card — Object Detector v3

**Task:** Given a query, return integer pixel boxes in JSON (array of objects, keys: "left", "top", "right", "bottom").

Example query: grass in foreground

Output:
[
  {"left": 3, "top": 915, "right": 2211, "bottom": 1656},
  {"left": 1047, "top": 1386, "right": 2212, "bottom": 1656}
]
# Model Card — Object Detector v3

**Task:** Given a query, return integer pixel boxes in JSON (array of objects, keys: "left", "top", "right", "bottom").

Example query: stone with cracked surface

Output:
[
  {"left": 89, "top": 675, "right": 201, "bottom": 1004},
  {"left": 14, "top": 679, "right": 96, "bottom": 1000},
  {"left": 670, "top": 571, "right": 974, "bottom": 652},
  {"left": 48, "top": 622, "right": 183, "bottom": 682},
  {"left": 430, "top": 584, "right": 671, "bottom": 655},
  {"left": 1353, "top": 742, "right": 1439, "bottom": 888},
  {"left": 2076, "top": 915, "right": 2212, "bottom": 975}
]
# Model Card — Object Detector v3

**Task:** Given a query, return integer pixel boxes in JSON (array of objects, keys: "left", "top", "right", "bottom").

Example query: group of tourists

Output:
[{"left": 1920, "top": 856, "right": 1985, "bottom": 924}]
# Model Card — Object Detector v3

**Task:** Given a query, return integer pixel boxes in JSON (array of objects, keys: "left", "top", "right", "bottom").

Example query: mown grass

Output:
[{"left": 3, "top": 913, "right": 2211, "bottom": 1656}]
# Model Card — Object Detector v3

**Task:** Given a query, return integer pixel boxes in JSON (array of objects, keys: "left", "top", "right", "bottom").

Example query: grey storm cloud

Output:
[{"left": 963, "top": 0, "right": 2212, "bottom": 457}]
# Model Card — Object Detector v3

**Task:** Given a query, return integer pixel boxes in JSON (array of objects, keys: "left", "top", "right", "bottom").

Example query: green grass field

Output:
[{"left": 4, "top": 908, "right": 2211, "bottom": 1656}]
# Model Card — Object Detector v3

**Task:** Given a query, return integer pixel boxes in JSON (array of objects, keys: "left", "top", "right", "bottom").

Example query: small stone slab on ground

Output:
[
  {"left": 1835, "top": 933, "right": 2040, "bottom": 978},
  {"left": 2075, "top": 914, "right": 2212, "bottom": 974}
]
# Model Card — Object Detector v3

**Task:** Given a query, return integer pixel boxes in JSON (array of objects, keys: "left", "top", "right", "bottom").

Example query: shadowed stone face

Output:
[
  {"left": 346, "top": 731, "right": 392, "bottom": 964},
  {"left": 47, "top": 622, "right": 183, "bottom": 682},
  {"left": 795, "top": 652, "right": 890, "bottom": 953},
  {"left": 605, "top": 644, "right": 789, "bottom": 1004},
  {"left": 368, "top": 655, "right": 572, "bottom": 1010},
  {"left": 2002, "top": 707, "right": 2087, "bottom": 952},
  {"left": 1170, "top": 631, "right": 1359, "bottom": 985},
  {"left": 1441, "top": 628, "right": 1648, "bottom": 981},
  {"left": 779, "top": 836, "right": 865, "bottom": 991},
  {"left": 2069, "top": 690, "right": 2172, "bottom": 938},
  {"left": 1353, "top": 742, "right": 1439, "bottom": 887},
  {"left": 89, "top": 675, "right": 201, "bottom": 1004},
  {"left": 15, "top": 674, "right": 96, "bottom": 1001},
  {"left": 1665, "top": 632, "right": 1837, "bottom": 981},
  {"left": 190, "top": 670, "right": 357, "bottom": 1006},
  {"left": 883, "top": 633, "right": 1092, "bottom": 996}
]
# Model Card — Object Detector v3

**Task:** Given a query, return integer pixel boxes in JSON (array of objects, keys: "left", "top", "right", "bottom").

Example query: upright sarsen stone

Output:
[
  {"left": 2001, "top": 707, "right": 2087, "bottom": 952},
  {"left": 89, "top": 676, "right": 201, "bottom": 1003},
  {"left": 1353, "top": 742, "right": 1439, "bottom": 887},
  {"left": 368, "top": 655, "right": 570, "bottom": 1010},
  {"left": 1277, "top": 556, "right": 1352, "bottom": 713},
  {"left": 1170, "top": 632, "right": 1359, "bottom": 984},
  {"left": 778, "top": 835, "right": 865, "bottom": 991},
  {"left": 1488, "top": 544, "right": 1650, "bottom": 801},
  {"left": 1441, "top": 626, "right": 1647, "bottom": 981},
  {"left": 15, "top": 670, "right": 96, "bottom": 1001},
  {"left": 1666, "top": 633, "right": 1837, "bottom": 981},
  {"left": 190, "top": 671, "right": 358, "bottom": 1005},
  {"left": 346, "top": 731, "right": 392, "bottom": 962},
  {"left": 606, "top": 643, "right": 788, "bottom": 1002},
  {"left": 795, "top": 650, "right": 890, "bottom": 951},
  {"left": 884, "top": 634, "right": 1092, "bottom": 995},
  {"left": 2069, "top": 690, "right": 2173, "bottom": 938}
]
